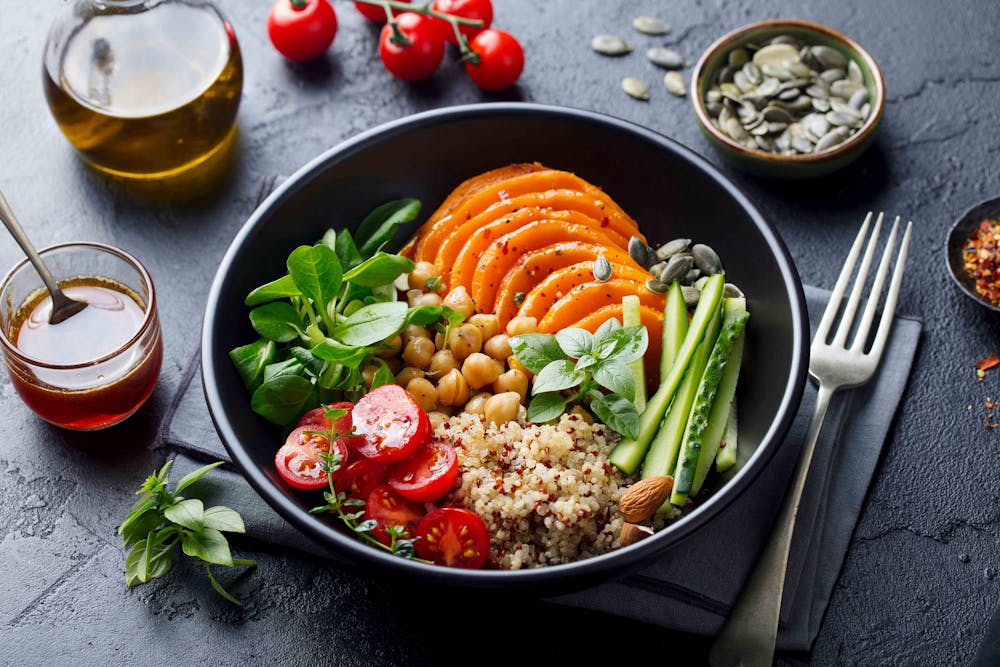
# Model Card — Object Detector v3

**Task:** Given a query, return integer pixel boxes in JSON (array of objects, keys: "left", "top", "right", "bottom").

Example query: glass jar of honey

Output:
[{"left": 43, "top": 0, "right": 243, "bottom": 180}]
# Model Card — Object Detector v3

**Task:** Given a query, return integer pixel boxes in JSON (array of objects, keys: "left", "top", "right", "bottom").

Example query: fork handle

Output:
[{"left": 709, "top": 382, "right": 836, "bottom": 667}]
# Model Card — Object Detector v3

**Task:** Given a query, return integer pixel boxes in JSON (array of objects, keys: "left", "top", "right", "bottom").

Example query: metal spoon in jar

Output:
[{"left": 0, "top": 190, "right": 87, "bottom": 324}]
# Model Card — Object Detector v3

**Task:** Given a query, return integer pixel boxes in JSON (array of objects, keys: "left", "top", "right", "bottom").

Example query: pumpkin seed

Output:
[
  {"left": 723, "top": 283, "right": 745, "bottom": 298},
  {"left": 719, "top": 65, "right": 735, "bottom": 84},
  {"left": 860, "top": 102, "right": 871, "bottom": 117},
  {"left": 754, "top": 135, "right": 776, "bottom": 151},
  {"left": 728, "top": 48, "right": 750, "bottom": 68},
  {"left": 811, "top": 45, "right": 847, "bottom": 70},
  {"left": 752, "top": 43, "right": 800, "bottom": 68},
  {"left": 646, "top": 279, "right": 670, "bottom": 294},
  {"left": 591, "top": 34, "right": 632, "bottom": 56},
  {"left": 819, "top": 68, "right": 846, "bottom": 84},
  {"left": 629, "top": 236, "right": 650, "bottom": 266},
  {"left": 743, "top": 62, "right": 763, "bottom": 85},
  {"left": 847, "top": 60, "right": 864, "bottom": 84},
  {"left": 806, "top": 84, "right": 829, "bottom": 99},
  {"left": 633, "top": 16, "right": 670, "bottom": 35},
  {"left": 830, "top": 79, "right": 863, "bottom": 99},
  {"left": 660, "top": 254, "right": 695, "bottom": 284},
  {"left": 654, "top": 238, "right": 691, "bottom": 260},
  {"left": 706, "top": 102, "right": 723, "bottom": 117},
  {"left": 814, "top": 126, "right": 851, "bottom": 152},
  {"left": 848, "top": 88, "right": 869, "bottom": 110},
  {"left": 755, "top": 77, "right": 780, "bottom": 98},
  {"left": 762, "top": 106, "right": 793, "bottom": 123},
  {"left": 761, "top": 63, "right": 793, "bottom": 80},
  {"left": 647, "top": 47, "right": 687, "bottom": 69},
  {"left": 691, "top": 244, "right": 723, "bottom": 274},
  {"left": 593, "top": 254, "right": 612, "bottom": 282},
  {"left": 811, "top": 97, "right": 831, "bottom": 112},
  {"left": 664, "top": 71, "right": 686, "bottom": 97},
  {"left": 681, "top": 286, "right": 701, "bottom": 307},
  {"left": 622, "top": 77, "right": 651, "bottom": 100},
  {"left": 826, "top": 110, "right": 860, "bottom": 127},
  {"left": 792, "top": 136, "right": 814, "bottom": 153}
]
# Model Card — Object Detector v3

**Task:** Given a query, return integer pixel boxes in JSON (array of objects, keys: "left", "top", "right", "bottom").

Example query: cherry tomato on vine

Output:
[
  {"left": 352, "top": 384, "right": 432, "bottom": 462},
  {"left": 387, "top": 440, "right": 458, "bottom": 502},
  {"left": 431, "top": 0, "right": 492, "bottom": 43},
  {"left": 354, "top": 0, "right": 409, "bottom": 23},
  {"left": 378, "top": 12, "right": 446, "bottom": 82},
  {"left": 267, "top": 0, "right": 338, "bottom": 62},
  {"left": 415, "top": 508, "right": 490, "bottom": 569},
  {"left": 339, "top": 459, "right": 389, "bottom": 501},
  {"left": 297, "top": 401, "right": 352, "bottom": 432},
  {"left": 465, "top": 29, "right": 523, "bottom": 91},
  {"left": 274, "top": 427, "right": 348, "bottom": 491},
  {"left": 365, "top": 484, "right": 425, "bottom": 545}
]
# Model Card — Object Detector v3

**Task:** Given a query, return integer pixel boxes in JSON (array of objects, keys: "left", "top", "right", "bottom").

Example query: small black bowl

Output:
[
  {"left": 202, "top": 103, "right": 809, "bottom": 594},
  {"left": 947, "top": 196, "right": 1000, "bottom": 313}
]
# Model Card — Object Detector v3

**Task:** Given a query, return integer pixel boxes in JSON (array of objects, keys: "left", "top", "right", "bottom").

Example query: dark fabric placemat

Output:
[{"left": 161, "top": 285, "right": 921, "bottom": 652}]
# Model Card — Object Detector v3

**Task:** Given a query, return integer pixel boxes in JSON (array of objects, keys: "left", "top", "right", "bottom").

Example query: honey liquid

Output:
[{"left": 43, "top": 2, "right": 242, "bottom": 179}]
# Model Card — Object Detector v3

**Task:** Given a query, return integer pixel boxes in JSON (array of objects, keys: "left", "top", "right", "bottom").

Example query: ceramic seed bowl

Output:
[{"left": 690, "top": 19, "right": 886, "bottom": 179}]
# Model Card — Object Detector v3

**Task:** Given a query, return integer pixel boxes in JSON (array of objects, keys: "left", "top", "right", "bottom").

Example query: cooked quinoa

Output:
[{"left": 436, "top": 409, "right": 631, "bottom": 570}]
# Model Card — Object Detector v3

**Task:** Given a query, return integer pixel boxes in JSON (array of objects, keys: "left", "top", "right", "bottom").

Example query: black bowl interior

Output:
[
  {"left": 203, "top": 103, "right": 808, "bottom": 593},
  {"left": 946, "top": 196, "right": 1000, "bottom": 313}
]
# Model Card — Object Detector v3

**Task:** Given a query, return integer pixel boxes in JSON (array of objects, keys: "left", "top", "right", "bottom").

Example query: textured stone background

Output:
[{"left": 1, "top": 0, "right": 998, "bottom": 665}]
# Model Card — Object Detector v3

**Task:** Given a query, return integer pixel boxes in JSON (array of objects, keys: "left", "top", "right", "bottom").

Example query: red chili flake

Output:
[
  {"left": 976, "top": 354, "right": 1000, "bottom": 372},
  {"left": 600, "top": 216, "right": 610, "bottom": 227},
  {"left": 965, "top": 219, "right": 1000, "bottom": 306}
]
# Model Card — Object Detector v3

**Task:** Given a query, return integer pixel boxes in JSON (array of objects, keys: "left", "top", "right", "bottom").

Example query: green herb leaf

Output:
[
  {"left": 229, "top": 339, "right": 277, "bottom": 392},
  {"left": 263, "top": 358, "right": 305, "bottom": 383},
  {"left": 593, "top": 359, "right": 636, "bottom": 402},
  {"left": 125, "top": 531, "right": 174, "bottom": 586},
  {"left": 555, "top": 328, "right": 594, "bottom": 358},
  {"left": 590, "top": 392, "right": 640, "bottom": 440},
  {"left": 181, "top": 527, "right": 233, "bottom": 567},
  {"left": 370, "top": 360, "right": 396, "bottom": 389},
  {"left": 205, "top": 566, "right": 242, "bottom": 606},
  {"left": 393, "top": 540, "right": 417, "bottom": 558},
  {"left": 245, "top": 274, "right": 301, "bottom": 306},
  {"left": 527, "top": 392, "right": 570, "bottom": 422},
  {"left": 174, "top": 462, "right": 225, "bottom": 493},
  {"left": 355, "top": 519, "right": 377, "bottom": 533},
  {"left": 330, "top": 301, "right": 408, "bottom": 347},
  {"left": 594, "top": 325, "right": 648, "bottom": 363},
  {"left": 509, "top": 333, "right": 567, "bottom": 374},
  {"left": 595, "top": 317, "right": 622, "bottom": 340},
  {"left": 532, "top": 360, "right": 586, "bottom": 394},
  {"left": 164, "top": 499, "right": 205, "bottom": 531},
  {"left": 249, "top": 302, "right": 302, "bottom": 343},
  {"left": 334, "top": 228, "right": 364, "bottom": 271},
  {"left": 311, "top": 338, "right": 369, "bottom": 369},
  {"left": 320, "top": 228, "right": 337, "bottom": 250},
  {"left": 120, "top": 509, "right": 162, "bottom": 549},
  {"left": 343, "top": 252, "right": 415, "bottom": 287},
  {"left": 355, "top": 199, "right": 421, "bottom": 258},
  {"left": 575, "top": 354, "right": 599, "bottom": 372},
  {"left": 405, "top": 305, "right": 444, "bottom": 326},
  {"left": 290, "top": 346, "right": 327, "bottom": 377},
  {"left": 203, "top": 506, "right": 246, "bottom": 534},
  {"left": 287, "top": 244, "right": 343, "bottom": 313},
  {"left": 251, "top": 374, "right": 316, "bottom": 425}
]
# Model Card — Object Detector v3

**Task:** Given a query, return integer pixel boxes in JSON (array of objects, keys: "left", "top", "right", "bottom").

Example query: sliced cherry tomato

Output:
[
  {"left": 465, "top": 29, "right": 523, "bottom": 91},
  {"left": 267, "top": 0, "right": 338, "bottom": 62},
  {"left": 415, "top": 507, "right": 490, "bottom": 569},
  {"left": 300, "top": 402, "right": 366, "bottom": 452},
  {"left": 365, "top": 484, "right": 425, "bottom": 545},
  {"left": 378, "top": 12, "right": 446, "bottom": 82},
  {"left": 338, "top": 459, "right": 389, "bottom": 500},
  {"left": 352, "top": 384, "right": 431, "bottom": 463},
  {"left": 354, "top": 0, "right": 409, "bottom": 23},
  {"left": 275, "top": 427, "right": 348, "bottom": 491},
  {"left": 431, "top": 0, "right": 492, "bottom": 43},
  {"left": 388, "top": 441, "right": 458, "bottom": 502}
]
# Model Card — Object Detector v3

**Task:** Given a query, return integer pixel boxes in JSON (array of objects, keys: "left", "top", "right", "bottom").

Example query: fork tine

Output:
[
  {"left": 850, "top": 216, "right": 899, "bottom": 352},
  {"left": 832, "top": 212, "right": 884, "bottom": 346},
  {"left": 868, "top": 221, "right": 912, "bottom": 360},
  {"left": 814, "top": 212, "right": 872, "bottom": 343}
]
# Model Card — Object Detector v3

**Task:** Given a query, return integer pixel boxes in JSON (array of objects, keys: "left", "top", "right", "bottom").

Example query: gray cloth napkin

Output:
[{"left": 162, "top": 285, "right": 921, "bottom": 652}]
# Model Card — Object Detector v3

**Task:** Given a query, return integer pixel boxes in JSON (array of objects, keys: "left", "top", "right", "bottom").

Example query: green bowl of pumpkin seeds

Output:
[{"left": 691, "top": 18, "right": 885, "bottom": 179}]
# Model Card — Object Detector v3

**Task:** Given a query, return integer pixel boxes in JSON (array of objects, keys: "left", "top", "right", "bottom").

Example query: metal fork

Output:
[{"left": 709, "top": 212, "right": 912, "bottom": 667}]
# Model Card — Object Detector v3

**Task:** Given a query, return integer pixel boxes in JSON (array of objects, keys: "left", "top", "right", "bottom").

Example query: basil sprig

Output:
[{"left": 510, "top": 318, "right": 648, "bottom": 439}]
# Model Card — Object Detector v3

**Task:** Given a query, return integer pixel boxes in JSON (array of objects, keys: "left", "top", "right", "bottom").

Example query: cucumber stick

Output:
[
  {"left": 670, "top": 298, "right": 749, "bottom": 505},
  {"left": 640, "top": 305, "right": 723, "bottom": 484},
  {"left": 622, "top": 295, "right": 647, "bottom": 413},
  {"left": 660, "top": 281, "right": 689, "bottom": 378},
  {"left": 715, "top": 397, "right": 739, "bottom": 473},
  {"left": 607, "top": 274, "right": 725, "bottom": 474}
]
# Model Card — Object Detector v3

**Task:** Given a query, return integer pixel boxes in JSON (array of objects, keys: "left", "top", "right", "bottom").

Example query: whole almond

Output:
[
  {"left": 620, "top": 522, "right": 655, "bottom": 547},
  {"left": 618, "top": 475, "right": 674, "bottom": 522}
]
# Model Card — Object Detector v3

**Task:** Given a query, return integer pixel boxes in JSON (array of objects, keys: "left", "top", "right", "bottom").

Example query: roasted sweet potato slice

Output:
[
  {"left": 516, "top": 263, "right": 654, "bottom": 323},
  {"left": 537, "top": 280, "right": 665, "bottom": 333},
  {"left": 569, "top": 303, "right": 664, "bottom": 390}
]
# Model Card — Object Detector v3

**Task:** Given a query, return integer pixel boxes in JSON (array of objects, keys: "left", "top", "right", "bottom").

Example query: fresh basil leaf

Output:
[
  {"left": 263, "top": 358, "right": 305, "bottom": 383},
  {"left": 249, "top": 302, "right": 302, "bottom": 343},
  {"left": 406, "top": 305, "right": 443, "bottom": 326},
  {"left": 509, "top": 333, "right": 567, "bottom": 374},
  {"left": 311, "top": 338, "right": 369, "bottom": 369},
  {"left": 174, "top": 461, "right": 225, "bottom": 493},
  {"left": 125, "top": 539, "right": 149, "bottom": 586},
  {"left": 251, "top": 374, "right": 316, "bottom": 425},
  {"left": 371, "top": 359, "right": 396, "bottom": 389},
  {"left": 330, "top": 301, "right": 408, "bottom": 347},
  {"left": 320, "top": 228, "right": 337, "bottom": 250},
  {"left": 595, "top": 316, "right": 622, "bottom": 340},
  {"left": 555, "top": 328, "right": 595, "bottom": 358},
  {"left": 203, "top": 506, "right": 246, "bottom": 534},
  {"left": 527, "top": 392, "right": 570, "bottom": 423},
  {"left": 146, "top": 544, "right": 174, "bottom": 581},
  {"left": 205, "top": 566, "right": 242, "bottom": 606},
  {"left": 290, "top": 346, "right": 326, "bottom": 377},
  {"left": 356, "top": 519, "right": 377, "bottom": 533},
  {"left": 371, "top": 282, "right": 397, "bottom": 303},
  {"left": 126, "top": 531, "right": 175, "bottom": 586},
  {"left": 164, "top": 498, "right": 205, "bottom": 530},
  {"left": 245, "top": 274, "right": 300, "bottom": 306},
  {"left": 594, "top": 325, "right": 648, "bottom": 362},
  {"left": 441, "top": 305, "right": 465, "bottom": 326},
  {"left": 593, "top": 359, "right": 636, "bottom": 402},
  {"left": 575, "top": 354, "right": 598, "bottom": 372},
  {"left": 342, "top": 252, "right": 415, "bottom": 287},
  {"left": 334, "top": 228, "right": 364, "bottom": 271},
  {"left": 355, "top": 199, "right": 421, "bottom": 258},
  {"left": 590, "top": 392, "right": 640, "bottom": 440},
  {"left": 181, "top": 527, "right": 233, "bottom": 566},
  {"left": 229, "top": 338, "right": 277, "bottom": 392},
  {"left": 287, "top": 244, "right": 343, "bottom": 312},
  {"left": 120, "top": 508, "right": 162, "bottom": 548},
  {"left": 532, "top": 360, "right": 586, "bottom": 394}
]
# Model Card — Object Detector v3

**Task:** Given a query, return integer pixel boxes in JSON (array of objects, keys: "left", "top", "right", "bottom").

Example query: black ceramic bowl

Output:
[
  {"left": 202, "top": 103, "right": 808, "bottom": 593},
  {"left": 946, "top": 196, "right": 1000, "bottom": 313}
]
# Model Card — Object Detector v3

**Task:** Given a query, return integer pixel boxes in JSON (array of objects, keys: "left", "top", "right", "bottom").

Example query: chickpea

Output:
[
  {"left": 410, "top": 292, "right": 442, "bottom": 308},
  {"left": 507, "top": 354, "right": 532, "bottom": 378},
  {"left": 402, "top": 324, "right": 430, "bottom": 347},
  {"left": 361, "top": 362, "right": 379, "bottom": 389},
  {"left": 447, "top": 323, "right": 482, "bottom": 361},
  {"left": 409, "top": 261, "right": 441, "bottom": 292},
  {"left": 385, "top": 357, "right": 403, "bottom": 374},
  {"left": 428, "top": 349, "right": 459, "bottom": 378},
  {"left": 427, "top": 410, "right": 449, "bottom": 431},
  {"left": 468, "top": 314, "right": 499, "bottom": 341},
  {"left": 462, "top": 352, "right": 501, "bottom": 389},
  {"left": 377, "top": 335, "right": 402, "bottom": 358},
  {"left": 569, "top": 405, "right": 594, "bottom": 424},
  {"left": 493, "top": 369, "right": 529, "bottom": 401},
  {"left": 484, "top": 392, "right": 521, "bottom": 426},
  {"left": 406, "top": 377, "right": 438, "bottom": 412},
  {"left": 437, "top": 368, "right": 471, "bottom": 406},
  {"left": 464, "top": 392, "right": 491, "bottom": 415},
  {"left": 443, "top": 285, "right": 476, "bottom": 319},
  {"left": 434, "top": 331, "right": 446, "bottom": 350},
  {"left": 483, "top": 333, "right": 513, "bottom": 360},
  {"left": 402, "top": 336, "right": 435, "bottom": 369},
  {"left": 506, "top": 316, "right": 538, "bottom": 336},
  {"left": 396, "top": 367, "right": 424, "bottom": 386}
]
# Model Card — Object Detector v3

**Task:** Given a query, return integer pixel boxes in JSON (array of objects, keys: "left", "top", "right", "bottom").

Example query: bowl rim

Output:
[
  {"left": 690, "top": 18, "right": 886, "bottom": 164},
  {"left": 201, "top": 102, "right": 809, "bottom": 589},
  {"left": 945, "top": 195, "right": 1000, "bottom": 313}
]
